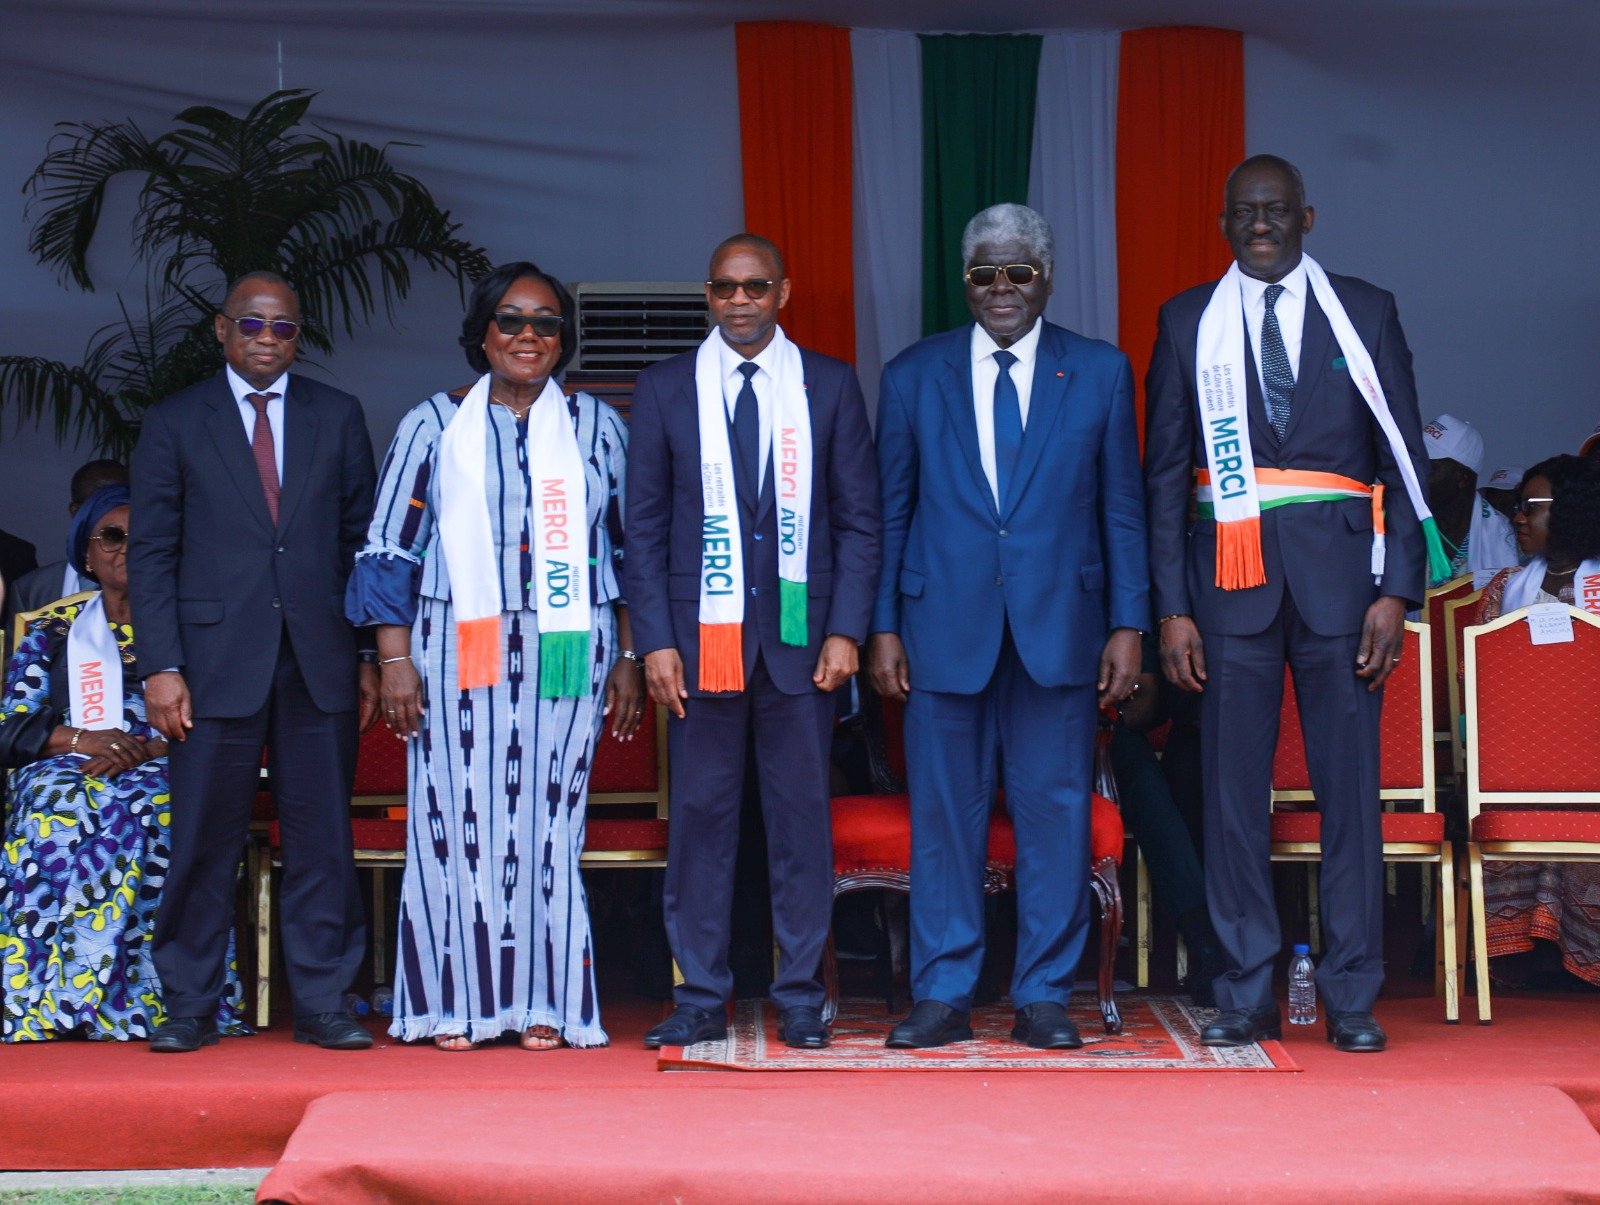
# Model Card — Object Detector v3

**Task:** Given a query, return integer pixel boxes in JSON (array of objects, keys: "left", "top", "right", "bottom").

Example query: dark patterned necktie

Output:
[
  {"left": 246, "top": 391, "right": 281, "bottom": 524},
  {"left": 992, "top": 349, "right": 1022, "bottom": 507},
  {"left": 733, "top": 362, "right": 761, "bottom": 496},
  {"left": 1260, "top": 284, "right": 1295, "bottom": 440}
]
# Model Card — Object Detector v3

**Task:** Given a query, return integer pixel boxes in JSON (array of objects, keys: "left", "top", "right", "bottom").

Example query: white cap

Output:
[
  {"left": 1421, "top": 414, "right": 1484, "bottom": 474},
  {"left": 1483, "top": 466, "right": 1523, "bottom": 491},
  {"left": 1580, "top": 423, "right": 1600, "bottom": 458}
]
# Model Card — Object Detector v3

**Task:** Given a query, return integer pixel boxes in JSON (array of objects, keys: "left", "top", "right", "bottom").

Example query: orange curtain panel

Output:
[
  {"left": 1116, "top": 26, "right": 1244, "bottom": 437},
  {"left": 735, "top": 22, "right": 855, "bottom": 365}
]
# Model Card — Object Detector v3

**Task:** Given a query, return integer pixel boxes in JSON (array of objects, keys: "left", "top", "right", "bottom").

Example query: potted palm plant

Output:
[{"left": 0, "top": 89, "right": 490, "bottom": 454}]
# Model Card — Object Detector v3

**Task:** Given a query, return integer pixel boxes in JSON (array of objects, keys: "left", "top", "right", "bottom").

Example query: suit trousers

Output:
[
  {"left": 663, "top": 653, "right": 836, "bottom": 1012},
  {"left": 904, "top": 629, "right": 1096, "bottom": 1011},
  {"left": 154, "top": 638, "right": 364, "bottom": 1018},
  {"left": 1200, "top": 593, "right": 1386, "bottom": 1014}
]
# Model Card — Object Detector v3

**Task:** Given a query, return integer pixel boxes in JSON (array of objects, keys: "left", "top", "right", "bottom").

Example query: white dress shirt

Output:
[
  {"left": 225, "top": 365, "right": 287, "bottom": 481},
  {"left": 970, "top": 318, "right": 1042, "bottom": 505},
  {"left": 1238, "top": 258, "right": 1307, "bottom": 393},
  {"left": 718, "top": 333, "right": 777, "bottom": 494}
]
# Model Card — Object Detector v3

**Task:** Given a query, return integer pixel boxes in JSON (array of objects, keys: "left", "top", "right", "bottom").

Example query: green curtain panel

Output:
[{"left": 919, "top": 33, "right": 1043, "bottom": 337}]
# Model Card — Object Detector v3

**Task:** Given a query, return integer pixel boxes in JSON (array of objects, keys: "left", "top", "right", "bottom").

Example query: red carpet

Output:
[
  {"left": 4, "top": 992, "right": 1600, "bottom": 1196},
  {"left": 660, "top": 995, "right": 1296, "bottom": 1071},
  {"left": 258, "top": 1082, "right": 1600, "bottom": 1203}
]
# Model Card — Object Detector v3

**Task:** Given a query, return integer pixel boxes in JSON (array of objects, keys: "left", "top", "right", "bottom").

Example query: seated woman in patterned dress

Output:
[
  {"left": 346, "top": 261, "right": 644, "bottom": 1051},
  {"left": 0, "top": 486, "right": 247, "bottom": 1041},
  {"left": 1474, "top": 453, "right": 1600, "bottom": 989}
]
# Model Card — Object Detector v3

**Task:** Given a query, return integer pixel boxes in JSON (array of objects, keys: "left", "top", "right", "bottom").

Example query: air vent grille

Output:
[{"left": 571, "top": 281, "right": 708, "bottom": 375}]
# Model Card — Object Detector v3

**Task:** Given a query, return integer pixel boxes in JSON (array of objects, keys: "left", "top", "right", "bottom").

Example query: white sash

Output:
[
  {"left": 691, "top": 327, "right": 812, "bottom": 692},
  {"left": 66, "top": 592, "right": 123, "bottom": 732},
  {"left": 435, "top": 373, "right": 588, "bottom": 696},
  {"left": 1502, "top": 557, "right": 1600, "bottom": 615}
]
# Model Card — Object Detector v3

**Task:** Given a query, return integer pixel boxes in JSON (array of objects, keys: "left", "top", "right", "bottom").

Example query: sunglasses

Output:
[
  {"left": 221, "top": 314, "right": 301, "bottom": 340},
  {"left": 1513, "top": 496, "right": 1554, "bottom": 516},
  {"left": 964, "top": 263, "right": 1043, "bottom": 288},
  {"left": 91, "top": 524, "right": 128, "bottom": 550},
  {"left": 706, "top": 278, "right": 775, "bottom": 300},
  {"left": 491, "top": 312, "right": 565, "bottom": 338}
]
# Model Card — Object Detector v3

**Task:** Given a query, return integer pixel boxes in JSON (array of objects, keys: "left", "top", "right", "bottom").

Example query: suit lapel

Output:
[
  {"left": 939, "top": 336, "right": 999, "bottom": 522},
  {"left": 205, "top": 376, "right": 276, "bottom": 537},
  {"left": 1282, "top": 290, "right": 1333, "bottom": 448},
  {"left": 275, "top": 375, "right": 319, "bottom": 533},
  {"left": 1001, "top": 325, "right": 1072, "bottom": 523}
]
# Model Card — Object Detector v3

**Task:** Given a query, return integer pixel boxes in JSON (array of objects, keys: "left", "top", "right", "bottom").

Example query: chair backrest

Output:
[
  {"left": 1426, "top": 575, "right": 1475, "bottom": 737},
  {"left": 1272, "top": 620, "right": 1431, "bottom": 806},
  {"left": 352, "top": 723, "right": 408, "bottom": 802},
  {"left": 587, "top": 702, "right": 668, "bottom": 818},
  {"left": 10, "top": 590, "right": 95, "bottom": 650},
  {"left": 1465, "top": 605, "right": 1600, "bottom": 816},
  {"left": 1443, "top": 587, "right": 1486, "bottom": 779}
]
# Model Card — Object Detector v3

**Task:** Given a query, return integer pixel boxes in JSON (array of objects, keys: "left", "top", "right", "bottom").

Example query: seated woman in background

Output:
[
  {"left": 0, "top": 486, "right": 248, "bottom": 1041},
  {"left": 1475, "top": 453, "right": 1600, "bottom": 989}
]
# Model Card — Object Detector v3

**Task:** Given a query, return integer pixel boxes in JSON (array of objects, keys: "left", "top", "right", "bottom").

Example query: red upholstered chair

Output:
[
  {"left": 1464, "top": 605, "right": 1600, "bottom": 1024},
  {"left": 1426, "top": 575, "right": 1476, "bottom": 788},
  {"left": 580, "top": 702, "right": 669, "bottom": 869},
  {"left": 1269, "top": 620, "right": 1459, "bottom": 1021},
  {"left": 824, "top": 690, "right": 1128, "bottom": 1034}
]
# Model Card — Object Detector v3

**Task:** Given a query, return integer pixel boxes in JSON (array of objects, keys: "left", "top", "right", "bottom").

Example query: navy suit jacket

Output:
[
  {"left": 129, "top": 370, "right": 376, "bottom": 717},
  {"left": 1143, "top": 271, "right": 1428, "bottom": 637},
  {"left": 871, "top": 321, "right": 1150, "bottom": 693},
  {"left": 626, "top": 342, "right": 882, "bottom": 697}
]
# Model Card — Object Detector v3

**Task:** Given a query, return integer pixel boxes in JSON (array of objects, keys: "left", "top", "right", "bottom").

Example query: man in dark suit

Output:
[
  {"left": 868, "top": 203, "right": 1148, "bottom": 1050},
  {"left": 130, "top": 271, "right": 379, "bottom": 1052},
  {"left": 9, "top": 459, "right": 129, "bottom": 615},
  {"left": 627, "top": 234, "right": 881, "bottom": 1050},
  {"left": 0, "top": 527, "right": 38, "bottom": 641},
  {"left": 1144, "top": 155, "right": 1429, "bottom": 1053}
]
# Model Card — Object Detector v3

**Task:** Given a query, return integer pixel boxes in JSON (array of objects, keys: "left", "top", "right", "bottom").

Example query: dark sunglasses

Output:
[
  {"left": 221, "top": 314, "right": 301, "bottom": 340},
  {"left": 964, "top": 263, "right": 1043, "bottom": 288},
  {"left": 91, "top": 524, "right": 128, "bottom": 549},
  {"left": 706, "top": 278, "right": 775, "bottom": 300},
  {"left": 1513, "top": 496, "right": 1554, "bottom": 516},
  {"left": 492, "top": 312, "right": 565, "bottom": 338}
]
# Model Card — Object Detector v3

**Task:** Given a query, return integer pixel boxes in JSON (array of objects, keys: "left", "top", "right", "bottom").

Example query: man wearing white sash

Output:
[
  {"left": 628, "top": 234, "right": 881, "bottom": 1051},
  {"left": 1145, "top": 156, "right": 1433, "bottom": 1053}
]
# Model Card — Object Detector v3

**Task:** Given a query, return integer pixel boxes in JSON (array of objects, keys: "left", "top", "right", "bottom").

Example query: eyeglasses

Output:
[
  {"left": 706, "top": 278, "right": 775, "bottom": 300},
  {"left": 964, "top": 263, "right": 1043, "bottom": 288},
  {"left": 1513, "top": 496, "right": 1554, "bottom": 516},
  {"left": 491, "top": 312, "right": 565, "bottom": 338},
  {"left": 220, "top": 314, "right": 301, "bottom": 341},
  {"left": 91, "top": 525, "right": 128, "bottom": 550}
]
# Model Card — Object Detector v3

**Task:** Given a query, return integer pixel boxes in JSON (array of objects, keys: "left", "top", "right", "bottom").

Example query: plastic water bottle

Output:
[
  {"left": 1288, "top": 944, "right": 1317, "bottom": 1026},
  {"left": 343, "top": 992, "right": 371, "bottom": 1018},
  {"left": 370, "top": 986, "right": 395, "bottom": 1017}
]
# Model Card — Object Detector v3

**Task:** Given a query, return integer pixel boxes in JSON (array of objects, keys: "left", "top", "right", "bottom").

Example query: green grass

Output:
[{"left": 0, "top": 1188, "right": 256, "bottom": 1204}]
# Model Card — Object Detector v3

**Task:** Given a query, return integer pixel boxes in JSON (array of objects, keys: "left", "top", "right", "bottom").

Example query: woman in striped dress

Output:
[{"left": 346, "top": 261, "right": 643, "bottom": 1050}]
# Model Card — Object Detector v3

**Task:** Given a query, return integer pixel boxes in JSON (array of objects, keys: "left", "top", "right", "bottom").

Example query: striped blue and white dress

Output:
[{"left": 346, "top": 388, "right": 626, "bottom": 1046}]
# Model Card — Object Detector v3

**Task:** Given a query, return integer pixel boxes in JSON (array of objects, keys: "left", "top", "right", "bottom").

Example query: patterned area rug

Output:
[{"left": 658, "top": 996, "right": 1298, "bottom": 1072}]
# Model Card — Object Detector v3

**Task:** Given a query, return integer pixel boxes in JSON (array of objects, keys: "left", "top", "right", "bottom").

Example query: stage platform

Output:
[{"left": 5, "top": 992, "right": 1600, "bottom": 1201}]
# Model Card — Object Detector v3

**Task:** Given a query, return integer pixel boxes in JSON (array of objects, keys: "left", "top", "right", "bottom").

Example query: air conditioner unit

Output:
[{"left": 568, "top": 281, "right": 709, "bottom": 378}]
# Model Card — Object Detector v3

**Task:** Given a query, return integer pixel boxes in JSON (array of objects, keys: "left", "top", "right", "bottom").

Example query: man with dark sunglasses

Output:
[
  {"left": 129, "top": 269, "right": 378, "bottom": 1053},
  {"left": 868, "top": 203, "right": 1148, "bottom": 1050},
  {"left": 628, "top": 233, "right": 881, "bottom": 1051}
]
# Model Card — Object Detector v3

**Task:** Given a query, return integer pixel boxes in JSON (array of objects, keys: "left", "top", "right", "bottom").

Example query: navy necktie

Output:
[
  {"left": 1260, "top": 283, "right": 1295, "bottom": 440},
  {"left": 733, "top": 361, "right": 761, "bottom": 498},
  {"left": 992, "top": 349, "right": 1023, "bottom": 507}
]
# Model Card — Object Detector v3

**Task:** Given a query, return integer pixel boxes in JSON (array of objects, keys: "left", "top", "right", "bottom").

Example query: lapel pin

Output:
[{"left": 1056, "top": 371, "right": 1065, "bottom": 378}]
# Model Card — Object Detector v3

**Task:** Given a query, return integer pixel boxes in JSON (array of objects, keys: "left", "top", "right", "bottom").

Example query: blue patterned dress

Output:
[
  {"left": 0, "top": 600, "right": 247, "bottom": 1041},
  {"left": 347, "top": 390, "right": 627, "bottom": 1046}
]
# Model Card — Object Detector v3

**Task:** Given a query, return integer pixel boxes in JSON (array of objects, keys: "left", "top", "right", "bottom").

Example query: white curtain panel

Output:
[
  {"left": 850, "top": 28, "right": 923, "bottom": 423},
  {"left": 1027, "top": 31, "right": 1120, "bottom": 345}
]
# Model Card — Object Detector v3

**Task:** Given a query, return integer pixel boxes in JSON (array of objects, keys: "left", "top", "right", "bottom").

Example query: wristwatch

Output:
[{"left": 619, "top": 649, "right": 644, "bottom": 667}]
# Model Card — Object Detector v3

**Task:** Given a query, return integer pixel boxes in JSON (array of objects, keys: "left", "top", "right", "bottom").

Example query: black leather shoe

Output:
[
  {"left": 1199, "top": 1005, "right": 1282, "bottom": 1046},
  {"left": 885, "top": 1000, "right": 973, "bottom": 1049},
  {"left": 149, "top": 1016, "right": 218, "bottom": 1053},
  {"left": 643, "top": 1004, "right": 727, "bottom": 1048},
  {"left": 1325, "top": 1010, "right": 1387, "bottom": 1053},
  {"left": 293, "top": 1012, "right": 374, "bottom": 1050},
  {"left": 777, "top": 1006, "right": 830, "bottom": 1049},
  {"left": 1011, "top": 1001, "right": 1084, "bottom": 1050}
]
